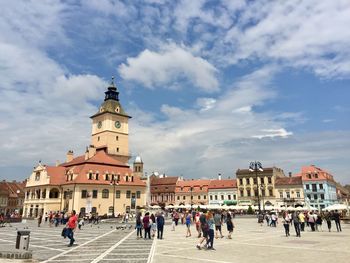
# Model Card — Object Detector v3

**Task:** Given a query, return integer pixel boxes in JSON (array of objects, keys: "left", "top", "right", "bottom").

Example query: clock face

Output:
[
  {"left": 97, "top": 121, "right": 102, "bottom": 129},
  {"left": 115, "top": 121, "right": 121, "bottom": 129}
]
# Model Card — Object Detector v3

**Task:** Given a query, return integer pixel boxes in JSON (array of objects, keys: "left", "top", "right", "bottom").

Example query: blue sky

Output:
[{"left": 0, "top": 0, "right": 349, "bottom": 184}]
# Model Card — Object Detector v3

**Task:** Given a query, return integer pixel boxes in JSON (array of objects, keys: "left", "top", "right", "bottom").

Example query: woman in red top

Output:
[
  {"left": 66, "top": 210, "right": 78, "bottom": 247},
  {"left": 143, "top": 212, "right": 151, "bottom": 239}
]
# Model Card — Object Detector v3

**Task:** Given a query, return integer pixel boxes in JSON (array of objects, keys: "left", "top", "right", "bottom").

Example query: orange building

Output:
[{"left": 175, "top": 179, "right": 210, "bottom": 206}]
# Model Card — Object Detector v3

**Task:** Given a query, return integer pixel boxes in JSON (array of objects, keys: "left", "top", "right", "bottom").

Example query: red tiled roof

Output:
[
  {"left": 61, "top": 164, "right": 145, "bottom": 186},
  {"left": 275, "top": 176, "right": 302, "bottom": 186},
  {"left": 208, "top": 179, "right": 237, "bottom": 189},
  {"left": 0, "top": 181, "right": 26, "bottom": 197},
  {"left": 299, "top": 165, "right": 335, "bottom": 183},
  {"left": 60, "top": 150, "right": 129, "bottom": 168},
  {"left": 175, "top": 179, "right": 210, "bottom": 193},
  {"left": 46, "top": 166, "right": 66, "bottom": 185},
  {"left": 150, "top": 176, "right": 179, "bottom": 185}
]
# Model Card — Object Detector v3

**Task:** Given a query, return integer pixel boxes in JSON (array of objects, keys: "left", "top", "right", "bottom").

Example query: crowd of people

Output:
[{"left": 279, "top": 210, "right": 342, "bottom": 237}]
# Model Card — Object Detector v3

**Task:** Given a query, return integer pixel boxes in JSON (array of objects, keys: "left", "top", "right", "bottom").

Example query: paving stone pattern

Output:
[{"left": 0, "top": 221, "right": 153, "bottom": 263}]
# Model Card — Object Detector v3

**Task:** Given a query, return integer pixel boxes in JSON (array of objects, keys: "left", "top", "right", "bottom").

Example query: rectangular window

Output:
[
  {"left": 312, "top": 184, "right": 317, "bottom": 192},
  {"left": 261, "top": 189, "right": 265, "bottom": 196},
  {"left": 319, "top": 184, "right": 323, "bottom": 190},
  {"left": 279, "top": 192, "right": 283, "bottom": 198},
  {"left": 247, "top": 190, "right": 251, "bottom": 197},
  {"left": 320, "top": 194, "right": 325, "bottom": 200},
  {"left": 183, "top": 196, "right": 185, "bottom": 200},
  {"left": 306, "top": 184, "right": 310, "bottom": 190},
  {"left": 228, "top": 195, "right": 231, "bottom": 200},
  {"left": 296, "top": 192, "right": 300, "bottom": 198},
  {"left": 81, "top": 190, "right": 87, "bottom": 198},
  {"left": 116, "top": 136, "right": 118, "bottom": 141},
  {"left": 215, "top": 195, "right": 218, "bottom": 200},
  {"left": 136, "top": 191, "right": 141, "bottom": 199},
  {"left": 254, "top": 190, "right": 258, "bottom": 197},
  {"left": 198, "top": 195, "right": 201, "bottom": 200},
  {"left": 307, "top": 194, "right": 311, "bottom": 200},
  {"left": 204, "top": 195, "right": 206, "bottom": 199},
  {"left": 268, "top": 177, "right": 272, "bottom": 184},
  {"left": 95, "top": 173, "right": 99, "bottom": 180},
  {"left": 116, "top": 190, "right": 120, "bottom": 198},
  {"left": 269, "top": 189, "right": 273, "bottom": 196},
  {"left": 239, "top": 179, "right": 243, "bottom": 185},
  {"left": 308, "top": 174, "right": 312, "bottom": 179},
  {"left": 253, "top": 178, "right": 257, "bottom": 184},
  {"left": 89, "top": 173, "right": 93, "bottom": 180},
  {"left": 210, "top": 195, "right": 213, "bottom": 200},
  {"left": 177, "top": 196, "right": 180, "bottom": 200},
  {"left": 233, "top": 195, "right": 236, "bottom": 200},
  {"left": 92, "top": 190, "right": 98, "bottom": 198},
  {"left": 314, "top": 194, "right": 318, "bottom": 200},
  {"left": 240, "top": 190, "right": 244, "bottom": 197},
  {"left": 126, "top": 190, "right": 131, "bottom": 198},
  {"left": 286, "top": 192, "right": 290, "bottom": 198},
  {"left": 221, "top": 195, "right": 224, "bottom": 200}
]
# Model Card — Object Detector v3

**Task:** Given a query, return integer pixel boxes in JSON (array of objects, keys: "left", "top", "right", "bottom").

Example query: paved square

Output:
[
  {"left": 1, "top": 218, "right": 349, "bottom": 263},
  {"left": 152, "top": 217, "right": 350, "bottom": 263}
]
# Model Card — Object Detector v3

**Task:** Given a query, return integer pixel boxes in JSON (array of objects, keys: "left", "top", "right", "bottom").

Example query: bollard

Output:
[{"left": 15, "top": 231, "right": 30, "bottom": 250}]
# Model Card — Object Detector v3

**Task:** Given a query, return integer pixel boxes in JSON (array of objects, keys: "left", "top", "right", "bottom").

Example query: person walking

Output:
[
  {"left": 333, "top": 210, "right": 342, "bottom": 232},
  {"left": 226, "top": 212, "right": 234, "bottom": 239},
  {"left": 196, "top": 212, "right": 209, "bottom": 250},
  {"left": 206, "top": 212, "right": 215, "bottom": 250},
  {"left": 282, "top": 212, "right": 290, "bottom": 237},
  {"left": 292, "top": 212, "right": 301, "bottom": 237},
  {"left": 150, "top": 213, "right": 157, "bottom": 238},
  {"left": 37, "top": 214, "right": 43, "bottom": 227},
  {"left": 308, "top": 211, "right": 316, "bottom": 231},
  {"left": 185, "top": 212, "right": 192, "bottom": 237},
  {"left": 298, "top": 211, "right": 305, "bottom": 231},
  {"left": 135, "top": 213, "right": 143, "bottom": 239},
  {"left": 195, "top": 212, "right": 201, "bottom": 238},
  {"left": 214, "top": 211, "right": 224, "bottom": 239},
  {"left": 143, "top": 212, "right": 151, "bottom": 239},
  {"left": 66, "top": 210, "right": 78, "bottom": 247},
  {"left": 156, "top": 212, "right": 165, "bottom": 239},
  {"left": 324, "top": 211, "right": 332, "bottom": 232},
  {"left": 316, "top": 213, "right": 323, "bottom": 232}
]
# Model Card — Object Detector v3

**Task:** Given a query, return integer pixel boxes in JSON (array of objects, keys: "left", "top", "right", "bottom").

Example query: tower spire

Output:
[{"left": 104, "top": 76, "right": 119, "bottom": 101}]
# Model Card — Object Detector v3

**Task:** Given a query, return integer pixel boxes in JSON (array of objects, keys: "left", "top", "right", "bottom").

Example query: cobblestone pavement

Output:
[
  {"left": 153, "top": 218, "right": 350, "bottom": 263},
  {"left": 0, "top": 220, "right": 154, "bottom": 263},
  {"left": 1, "top": 218, "right": 349, "bottom": 263}
]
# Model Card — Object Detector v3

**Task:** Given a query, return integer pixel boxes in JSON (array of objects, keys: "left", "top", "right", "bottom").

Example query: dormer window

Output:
[
  {"left": 96, "top": 173, "right": 99, "bottom": 180},
  {"left": 35, "top": 172, "right": 40, "bottom": 181},
  {"left": 115, "top": 107, "right": 119, "bottom": 113},
  {"left": 126, "top": 176, "right": 129, "bottom": 182},
  {"left": 88, "top": 173, "right": 93, "bottom": 180},
  {"left": 70, "top": 174, "right": 73, "bottom": 181},
  {"left": 131, "top": 176, "right": 134, "bottom": 182},
  {"left": 314, "top": 173, "right": 318, "bottom": 179},
  {"left": 105, "top": 174, "right": 109, "bottom": 181}
]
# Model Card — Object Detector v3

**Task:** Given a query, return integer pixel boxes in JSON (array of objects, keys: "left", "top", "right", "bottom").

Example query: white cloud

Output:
[
  {"left": 196, "top": 98, "right": 216, "bottom": 111},
  {"left": 252, "top": 129, "right": 293, "bottom": 139},
  {"left": 118, "top": 43, "right": 219, "bottom": 92}
]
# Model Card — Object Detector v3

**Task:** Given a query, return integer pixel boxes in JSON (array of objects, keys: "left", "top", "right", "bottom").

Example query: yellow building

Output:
[
  {"left": 236, "top": 167, "right": 285, "bottom": 207},
  {"left": 23, "top": 78, "right": 146, "bottom": 218},
  {"left": 274, "top": 174, "right": 305, "bottom": 208}
]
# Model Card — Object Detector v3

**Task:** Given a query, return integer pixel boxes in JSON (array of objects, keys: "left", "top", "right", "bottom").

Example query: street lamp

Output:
[
  {"left": 110, "top": 175, "right": 120, "bottom": 218},
  {"left": 249, "top": 161, "right": 263, "bottom": 214}
]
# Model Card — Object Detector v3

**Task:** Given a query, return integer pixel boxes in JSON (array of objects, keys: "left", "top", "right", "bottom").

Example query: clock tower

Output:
[{"left": 90, "top": 77, "right": 131, "bottom": 163}]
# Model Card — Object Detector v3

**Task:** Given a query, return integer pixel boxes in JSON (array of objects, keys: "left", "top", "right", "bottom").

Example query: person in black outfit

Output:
[
  {"left": 333, "top": 210, "right": 342, "bottom": 232},
  {"left": 156, "top": 212, "right": 165, "bottom": 239},
  {"left": 292, "top": 212, "right": 301, "bottom": 237}
]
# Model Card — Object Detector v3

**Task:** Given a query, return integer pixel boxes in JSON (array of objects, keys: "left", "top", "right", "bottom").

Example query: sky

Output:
[{"left": 0, "top": 0, "right": 349, "bottom": 184}]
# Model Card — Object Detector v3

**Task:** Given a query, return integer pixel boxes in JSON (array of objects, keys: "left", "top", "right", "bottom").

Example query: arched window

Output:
[
  {"left": 102, "top": 189, "right": 109, "bottom": 198},
  {"left": 49, "top": 188, "right": 59, "bottom": 199}
]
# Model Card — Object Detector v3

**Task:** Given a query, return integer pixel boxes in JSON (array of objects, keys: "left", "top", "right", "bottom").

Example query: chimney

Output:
[
  {"left": 66, "top": 150, "right": 74, "bottom": 162},
  {"left": 288, "top": 172, "right": 292, "bottom": 178},
  {"left": 218, "top": 173, "right": 222, "bottom": 180},
  {"left": 85, "top": 147, "right": 89, "bottom": 160},
  {"left": 88, "top": 145, "right": 96, "bottom": 159}
]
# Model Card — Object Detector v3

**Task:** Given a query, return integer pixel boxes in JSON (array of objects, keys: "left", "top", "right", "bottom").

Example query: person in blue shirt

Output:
[{"left": 156, "top": 212, "right": 165, "bottom": 239}]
